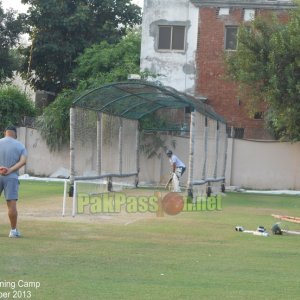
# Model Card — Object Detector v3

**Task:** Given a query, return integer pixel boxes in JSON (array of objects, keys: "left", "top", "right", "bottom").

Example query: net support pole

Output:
[
  {"left": 222, "top": 126, "right": 228, "bottom": 179},
  {"left": 69, "top": 107, "right": 76, "bottom": 191},
  {"left": 187, "top": 111, "right": 196, "bottom": 198},
  {"left": 96, "top": 112, "right": 102, "bottom": 175},
  {"left": 118, "top": 117, "right": 123, "bottom": 174},
  {"left": 72, "top": 181, "right": 77, "bottom": 217},
  {"left": 135, "top": 125, "right": 140, "bottom": 187},
  {"left": 69, "top": 107, "right": 76, "bottom": 214},
  {"left": 213, "top": 121, "right": 220, "bottom": 179},
  {"left": 202, "top": 117, "right": 208, "bottom": 180},
  {"left": 62, "top": 179, "right": 68, "bottom": 216}
]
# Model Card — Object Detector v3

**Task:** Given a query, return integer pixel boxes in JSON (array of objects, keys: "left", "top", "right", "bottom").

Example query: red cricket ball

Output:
[{"left": 162, "top": 192, "right": 184, "bottom": 215}]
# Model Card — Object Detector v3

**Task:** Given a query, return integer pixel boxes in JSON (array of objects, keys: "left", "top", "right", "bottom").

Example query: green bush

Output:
[
  {"left": 36, "top": 89, "right": 75, "bottom": 151},
  {"left": 0, "top": 85, "right": 35, "bottom": 136}
]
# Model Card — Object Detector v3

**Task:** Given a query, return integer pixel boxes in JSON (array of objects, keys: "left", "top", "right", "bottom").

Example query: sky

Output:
[
  {"left": 1, "top": 0, "right": 143, "bottom": 12},
  {"left": 1, "top": 0, "right": 29, "bottom": 13}
]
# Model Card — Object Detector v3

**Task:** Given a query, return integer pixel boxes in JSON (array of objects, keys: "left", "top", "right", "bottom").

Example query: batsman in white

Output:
[
  {"left": 166, "top": 150, "right": 186, "bottom": 192},
  {"left": 0, "top": 125, "right": 27, "bottom": 238}
]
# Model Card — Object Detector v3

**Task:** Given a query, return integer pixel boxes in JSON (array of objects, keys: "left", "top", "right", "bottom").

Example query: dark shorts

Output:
[
  {"left": 0, "top": 177, "right": 19, "bottom": 200},
  {"left": 180, "top": 167, "right": 186, "bottom": 176},
  {"left": 176, "top": 167, "right": 186, "bottom": 177}
]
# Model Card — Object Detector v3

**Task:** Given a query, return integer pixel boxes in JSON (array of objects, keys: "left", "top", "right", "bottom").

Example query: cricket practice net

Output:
[
  {"left": 63, "top": 107, "right": 139, "bottom": 216},
  {"left": 187, "top": 111, "right": 227, "bottom": 198}
]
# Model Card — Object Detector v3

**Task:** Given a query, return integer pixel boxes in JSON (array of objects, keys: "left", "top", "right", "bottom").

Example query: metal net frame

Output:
[
  {"left": 64, "top": 107, "right": 139, "bottom": 216},
  {"left": 63, "top": 80, "right": 227, "bottom": 216},
  {"left": 187, "top": 111, "right": 227, "bottom": 199}
]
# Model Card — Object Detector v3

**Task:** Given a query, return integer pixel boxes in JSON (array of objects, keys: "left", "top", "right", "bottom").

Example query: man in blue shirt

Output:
[
  {"left": 0, "top": 125, "right": 27, "bottom": 238},
  {"left": 166, "top": 150, "right": 186, "bottom": 192}
]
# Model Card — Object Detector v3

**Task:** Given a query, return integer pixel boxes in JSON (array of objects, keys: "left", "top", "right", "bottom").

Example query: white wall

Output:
[
  {"left": 227, "top": 139, "right": 300, "bottom": 190},
  {"left": 141, "top": 0, "right": 199, "bottom": 95},
  {"left": 18, "top": 127, "right": 69, "bottom": 177},
  {"left": 17, "top": 127, "right": 300, "bottom": 190},
  {"left": 17, "top": 127, "right": 189, "bottom": 184}
]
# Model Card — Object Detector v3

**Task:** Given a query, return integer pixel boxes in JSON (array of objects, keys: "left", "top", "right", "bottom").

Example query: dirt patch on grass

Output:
[{"left": 1, "top": 189, "right": 172, "bottom": 225}]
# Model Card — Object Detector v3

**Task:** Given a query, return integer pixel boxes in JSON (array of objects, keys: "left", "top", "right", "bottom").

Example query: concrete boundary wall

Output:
[
  {"left": 17, "top": 127, "right": 300, "bottom": 190},
  {"left": 17, "top": 127, "right": 189, "bottom": 185},
  {"left": 17, "top": 127, "right": 69, "bottom": 177},
  {"left": 226, "top": 138, "right": 300, "bottom": 190}
]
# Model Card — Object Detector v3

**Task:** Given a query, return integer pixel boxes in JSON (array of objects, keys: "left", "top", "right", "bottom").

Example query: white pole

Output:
[
  {"left": 97, "top": 112, "right": 102, "bottom": 175},
  {"left": 118, "top": 118, "right": 123, "bottom": 174},
  {"left": 202, "top": 117, "right": 208, "bottom": 180},
  {"left": 69, "top": 107, "right": 76, "bottom": 216},
  {"left": 62, "top": 179, "right": 68, "bottom": 216},
  {"left": 72, "top": 181, "right": 77, "bottom": 217},
  {"left": 101, "top": 114, "right": 105, "bottom": 178},
  {"left": 213, "top": 122, "right": 220, "bottom": 179},
  {"left": 222, "top": 124, "right": 228, "bottom": 178},
  {"left": 135, "top": 122, "right": 140, "bottom": 186},
  {"left": 70, "top": 107, "right": 76, "bottom": 188},
  {"left": 187, "top": 111, "right": 196, "bottom": 195}
]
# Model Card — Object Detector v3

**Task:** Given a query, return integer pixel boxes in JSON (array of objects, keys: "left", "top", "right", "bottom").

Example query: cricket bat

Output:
[
  {"left": 165, "top": 175, "right": 173, "bottom": 189},
  {"left": 271, "top": 214, "right": 300, "bottom": 224}
]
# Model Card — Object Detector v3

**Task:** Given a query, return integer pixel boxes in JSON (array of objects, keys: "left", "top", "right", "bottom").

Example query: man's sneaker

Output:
[{"left": 9, "top": 229, "right": 21, "bottom": 238}]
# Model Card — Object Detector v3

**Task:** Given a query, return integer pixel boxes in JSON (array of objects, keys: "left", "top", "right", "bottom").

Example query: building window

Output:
[
  {"left": 244, "top": 9, "right": 255, "bottom": 22},
  {"left": 225, "top": 26, "right": 238, "bottom": 50},
  {"left": 218, "top": 8, "right": 230, "bottom": 16},
  {"left": 253, "top": 112, "right": 264, "bottom": 120},
  {"left": 158, "top": 26, "right": 185, "bottom": 51}
]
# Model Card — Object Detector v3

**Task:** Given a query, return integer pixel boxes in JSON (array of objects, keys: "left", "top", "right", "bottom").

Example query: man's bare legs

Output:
[{"left": 7, "top": 200, "right": 18, "bottom": 229}]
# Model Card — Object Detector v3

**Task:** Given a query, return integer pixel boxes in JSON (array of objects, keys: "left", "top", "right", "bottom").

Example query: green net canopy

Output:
[{"left": 73, "top": 81, "right": 225, "bottom": 123}]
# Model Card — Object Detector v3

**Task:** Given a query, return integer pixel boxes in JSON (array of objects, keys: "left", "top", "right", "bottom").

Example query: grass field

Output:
[{"left": 0, "top": 180, "right": 300, "bottom": 300}]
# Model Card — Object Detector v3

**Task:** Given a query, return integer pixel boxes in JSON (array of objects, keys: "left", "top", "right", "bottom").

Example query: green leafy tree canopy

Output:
[
  {"left": 0, "top": 85, "right": 35, "bottom": 136},
  {"left": 21, "top": 0, "right": 141, "bottom": 94},
  {"left": 226, "top": 3, "right": 300, "bottom": 141},
  {"left": 0, "top": 2, "right": 24, "bottom": 83},
  {"left": 36, "top": 89, "right": 74, "bottom": 151},
  {"left": 37, "top": 29, "right": 142, "bottom": 150},
  {"left": 72, "top": 29, "right": 141, "bottom": 89}
]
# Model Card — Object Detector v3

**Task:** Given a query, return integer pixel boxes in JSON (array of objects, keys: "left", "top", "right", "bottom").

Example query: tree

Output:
[
  {"left": 20, "top": 0, "right": 141, "bottom": 94},
  {"left": 0, "top": 85, "right": 35, "bottom": 136},
  {"left": 0, "top": 3, "right": 24, "bottom": 83},
  {"left": 226, "top": 4, "right": 300, "bottom": 141},
  {"left": 71, "top": 29, "right": 141, "bottom": 89},
  {"left": 36, "top": 89, "right": 74, "bottom": 151},
  {"left": 37, "top": 30, "right": 142, "bottom": 150}
]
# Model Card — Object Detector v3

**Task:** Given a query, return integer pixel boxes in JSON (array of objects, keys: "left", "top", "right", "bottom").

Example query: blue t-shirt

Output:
[
  {"left": 0, "top": 137, "right": 27, "bottom": 178},
  {"left": 169, "top": 154, "right": 185, "bottom": 168}
]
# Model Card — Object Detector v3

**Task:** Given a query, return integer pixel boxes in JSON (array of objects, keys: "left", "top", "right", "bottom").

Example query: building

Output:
[
  {"left": 140, "top": 0, "right": 295, "bottom": 139},
  {"left": 141, "top": 0, "right": 199, "bottom": 95}
]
